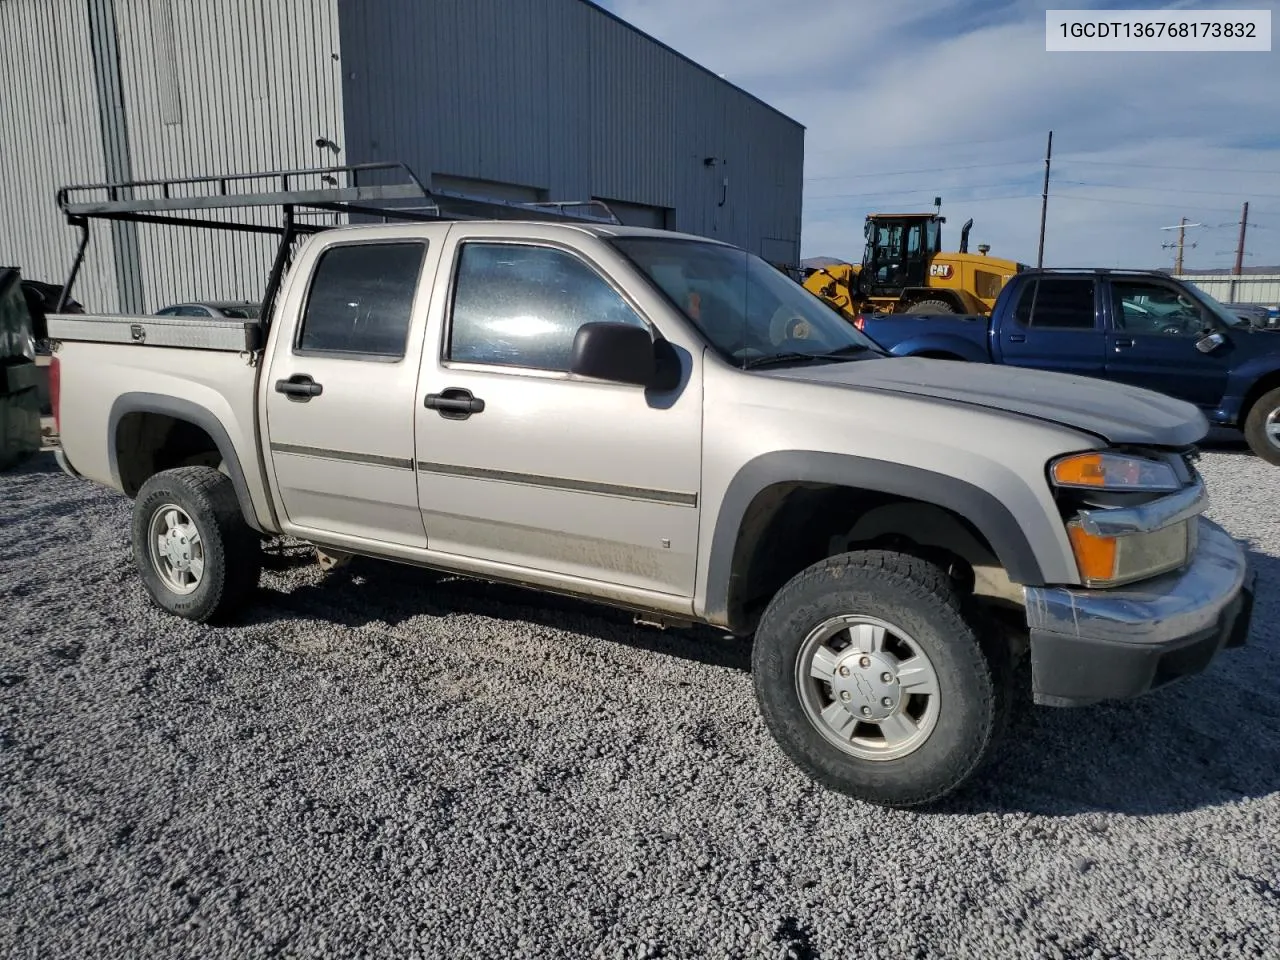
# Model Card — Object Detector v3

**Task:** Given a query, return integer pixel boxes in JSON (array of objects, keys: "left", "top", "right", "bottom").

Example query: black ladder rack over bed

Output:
[{"left": 53, "top": 160, "right": 622, "bottom": 327}]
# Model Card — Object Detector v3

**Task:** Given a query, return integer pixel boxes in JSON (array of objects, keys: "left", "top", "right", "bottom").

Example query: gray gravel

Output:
[{"left": 2, "top": 443, "right": 1278, "bottom": 960}]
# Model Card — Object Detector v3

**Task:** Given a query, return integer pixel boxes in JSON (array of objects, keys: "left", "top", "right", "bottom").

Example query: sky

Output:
[{"left": 596, "top": 0, "right": 1280, "bottom": 271}]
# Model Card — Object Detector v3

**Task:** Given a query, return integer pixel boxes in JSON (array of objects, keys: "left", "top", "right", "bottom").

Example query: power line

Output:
[
  {"left": 803, "top": 158, "right": 1040, "bottom": 182},
  {"left": 806, "top": 180, "right": 1034, "bottom": 201},
  {"left": 1051, "top": 191, "right": 1280, "bottom": 214},
  {"left": 805, "top": 133, "right": 1042, "bottom": 158},
  {"left": 1057, "top": 179, "right": 1280, "bottom": 200},
  {"left": 1057, "top": 157, "right": 1280, "bottom": 175}
]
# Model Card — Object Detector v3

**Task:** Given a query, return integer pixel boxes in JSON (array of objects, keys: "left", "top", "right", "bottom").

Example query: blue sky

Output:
[{"left": 596, "top": 0, "right": 1280, "bottom": 270}]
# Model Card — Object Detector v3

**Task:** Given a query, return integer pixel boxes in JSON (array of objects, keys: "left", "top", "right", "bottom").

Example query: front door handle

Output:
[
  {"left": 1114, "top": 337, "right": 1135, "bottom": 350},
  {"left": 275, "top": 374, "right": 323, "bottom": 400},
  {"left": 1008, "top": 334, "right": 1027, "bottom": 343},
  {"left": 425, "top": 387, "right": 485, "bottom": 420}
]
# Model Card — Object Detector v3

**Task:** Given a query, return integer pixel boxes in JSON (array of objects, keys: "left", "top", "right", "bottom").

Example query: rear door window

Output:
[
  {"left": 295, "top": 241, "right": 427, "bottom": 360},
  {"left": 1014, "top": 277, "right": 1097, "bottom": 329}
]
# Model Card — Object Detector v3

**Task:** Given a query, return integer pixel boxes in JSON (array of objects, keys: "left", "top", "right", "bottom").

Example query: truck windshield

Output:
[
  {"left": 1186, "top": 287, "right": 1247, "bottom": 328},
  {"left": 610, "top": 236, "right": 882, "bottom": 367}
]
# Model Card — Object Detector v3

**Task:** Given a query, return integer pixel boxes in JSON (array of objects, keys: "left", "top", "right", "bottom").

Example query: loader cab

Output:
[{"left": 861, "top": 213, "right": 943, "bottom": 296}]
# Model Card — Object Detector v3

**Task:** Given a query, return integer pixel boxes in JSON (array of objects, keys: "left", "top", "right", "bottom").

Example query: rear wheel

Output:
[
  {"left": 131, "top": 466, "right": 261, "bottom": 623},
  {"left": 1243, "top": 386, "right": 1280, "bottom": 466},
  {"left": 751, "top": 550, "right": 1010, "bottom": 808},
  {"left": 904, "top": 298, "right": 960, "bottom": 315}
]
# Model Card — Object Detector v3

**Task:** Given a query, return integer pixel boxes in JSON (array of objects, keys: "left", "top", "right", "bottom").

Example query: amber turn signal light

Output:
[{"left": 1067, "top": 523, "right": 1118, "bottom": 583}]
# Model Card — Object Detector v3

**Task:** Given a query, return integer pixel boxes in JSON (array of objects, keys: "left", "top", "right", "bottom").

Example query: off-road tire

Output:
[
  {"left": 903, "top": 298, "right": 960, "bottom": 315},
  {"left": 131, "top": 466, "right": 261, "bottom": 623},
  {"left": 1243, "top": 386, "right": 1280, "bottom": 466},
  {"left": 751, "top": 549, "right": 1011, "bottom": 808}
]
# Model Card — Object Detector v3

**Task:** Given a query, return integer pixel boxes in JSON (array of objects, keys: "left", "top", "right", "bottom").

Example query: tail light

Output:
[
  {"left": 49, "top": 354, "right": 61, "bottom": 434},
  {"left": 853, "top": 315, "right": 866, "bottom": 331}
]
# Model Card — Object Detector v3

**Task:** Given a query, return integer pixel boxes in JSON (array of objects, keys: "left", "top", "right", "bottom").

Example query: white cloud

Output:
[{"left": 602, "top": 0, "right": 1280, "bottom": 270}]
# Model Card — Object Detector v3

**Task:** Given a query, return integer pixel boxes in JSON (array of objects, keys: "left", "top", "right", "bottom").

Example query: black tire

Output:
[
  {"left": 903, "top": 298, "right": 960, "bottom": 315},
  {"left": 131, "top": 466, "right": 262, "bottom": 623},
  {"left": 751, "top": 549, "right": 1010, "bottom": 808},
  {"left": 1243, "top": 386, "right": 1280, "bottom": 466}
]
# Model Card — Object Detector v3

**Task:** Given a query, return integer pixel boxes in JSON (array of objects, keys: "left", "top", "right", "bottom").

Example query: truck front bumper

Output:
[{"left": 1023, "top": 518, "right": 1254, "bottom": 707}]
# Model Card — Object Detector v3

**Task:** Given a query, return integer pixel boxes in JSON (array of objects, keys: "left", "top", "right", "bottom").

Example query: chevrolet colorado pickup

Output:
[
  {"left": 855, "top": 269, "right": 1280, "bottom": 464},
  {"left": 44, "top": 169, "right": 1255, "bottom": 808}
]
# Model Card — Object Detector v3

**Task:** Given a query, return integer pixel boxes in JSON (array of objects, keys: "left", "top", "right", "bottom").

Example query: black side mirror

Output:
[{"left": 570, "top": 322, "right": 656, "bottom": 386}]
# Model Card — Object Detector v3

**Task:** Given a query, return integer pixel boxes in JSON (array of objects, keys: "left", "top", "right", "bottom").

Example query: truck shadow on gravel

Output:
[
  {"left": 250, "top": 552, "right": 755, "bottom": 673},
  {"left": 248, "top": 546, "right": 1280, "bottom": 818}
]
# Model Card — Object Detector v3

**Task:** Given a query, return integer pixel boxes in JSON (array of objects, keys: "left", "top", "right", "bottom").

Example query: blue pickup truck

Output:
[{"left": 857, "top": 268, "right": 1280, "bottom": 464}]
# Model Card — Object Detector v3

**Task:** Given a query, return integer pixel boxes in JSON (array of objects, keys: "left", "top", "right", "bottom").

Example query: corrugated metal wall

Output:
[
  {"left": 0, "top": 0, "right": 345, "bottom": 314},
  {"left": 337, "top": 0, "right": 805, "bottom": 265},
  {"left": 1, "top": 0, "right": 802, "bottom": 316},
  {"left": 112, "top": 0, "right": 346, "bottom": 311},
  {"left": 0, "top": 0, "right": 118, "bottom": 311},
  {"left": 1179, "top": 275, "right": 1280, "bottom": 306}
]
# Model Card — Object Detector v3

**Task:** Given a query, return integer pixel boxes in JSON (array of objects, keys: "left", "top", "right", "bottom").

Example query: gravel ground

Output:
[{"left": 2, "top": 444, "right": 1278, "bottom": 960}]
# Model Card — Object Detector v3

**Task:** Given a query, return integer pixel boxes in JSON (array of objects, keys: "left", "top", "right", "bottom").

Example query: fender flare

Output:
[
  {"left": 107, "top": 392, "right": 263, "bottom": 532},
  {"left": 701, "top": 451, "right": 1050, "bottom": 628}
]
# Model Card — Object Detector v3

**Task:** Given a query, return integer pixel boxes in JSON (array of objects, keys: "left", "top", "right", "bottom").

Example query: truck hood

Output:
[{"left": 762, "top": 356, "right": 1208, "bottom": 448}]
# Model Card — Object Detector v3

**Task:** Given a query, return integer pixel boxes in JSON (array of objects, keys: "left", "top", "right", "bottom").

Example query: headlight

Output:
[{"left": 1050, "top": 451, "right": 1181, "bottom": 493}]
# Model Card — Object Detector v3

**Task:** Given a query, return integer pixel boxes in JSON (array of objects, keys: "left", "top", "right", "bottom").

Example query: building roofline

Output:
[{"left": 576, "top": 0, "right": 805, "bottom": 131}]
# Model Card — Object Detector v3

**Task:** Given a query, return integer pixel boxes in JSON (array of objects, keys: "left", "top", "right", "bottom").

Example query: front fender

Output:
[
  {"left": 1222, "top": 357, "right": 1280, "bottom": 422},
  {"left": 699, "top": 450, "right": 1060, "bottom": 630}
]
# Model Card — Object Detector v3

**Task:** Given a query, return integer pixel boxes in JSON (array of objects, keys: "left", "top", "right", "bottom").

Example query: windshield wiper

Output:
[
  {"left": 740, "top": 352, "right": 836, "bottom": 369},
  {"left": 815, "top": 343, "right": 878, "bottom": 359},
  {"left": 741, "top": 344, "right": 878, "bottom": 370}
]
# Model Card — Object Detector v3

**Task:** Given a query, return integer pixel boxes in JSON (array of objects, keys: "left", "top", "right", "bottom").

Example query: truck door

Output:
[
  {"left": 262, "top": 225, "right": 449, "bottom": 547},
  {"left": 997, "top": 275, "right": 1106, "bottom": 376},
  {"left": 411, "top": 228, "right": 703, "bottom": 598},
  {"left": 1102, "top": 278, "right": 1232, "bottom": 410}
]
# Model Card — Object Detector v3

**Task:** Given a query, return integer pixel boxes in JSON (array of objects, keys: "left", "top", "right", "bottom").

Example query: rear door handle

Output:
[
  {"left": 425, "top": 387, "right": 485, "bottom": 420},
  {"left": 1008, "top": 334, "right": 1027, "bottom": 343},
  {"left": 275, "top": 374, "right": 323, "bottom": 400},
  {"left": 1114, "top": 337, "right": 1135, "bottom": 350}
]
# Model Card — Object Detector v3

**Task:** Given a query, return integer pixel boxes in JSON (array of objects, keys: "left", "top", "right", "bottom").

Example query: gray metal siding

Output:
[
  {"left": 112, "top": 0, "right": 346, "bottom": 311},
  {"left": 0, "top": 0, "right": 345, "bottom": 315},
  {"left": 0, "top": 0, "right": 119, "bottom": 311},
  {"left": 338, "top": 0, "right": 804, "bottom": 264},
  {"left": 1178, "top": 274, "right": 1280, "bottom": 305}
]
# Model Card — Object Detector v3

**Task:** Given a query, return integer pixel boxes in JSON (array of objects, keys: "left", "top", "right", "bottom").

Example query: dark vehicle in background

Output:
[
  {"left": 156, "top": 300, "right": 261, "bottom": 319},
  {"left": 855, "top": 269, "right": 1280, "bottom": 465}
]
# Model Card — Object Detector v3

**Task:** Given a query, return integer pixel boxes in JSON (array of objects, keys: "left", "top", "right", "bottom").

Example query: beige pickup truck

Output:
[{"left": 45, "top": 165, "right": 1255, "bottom": 807}]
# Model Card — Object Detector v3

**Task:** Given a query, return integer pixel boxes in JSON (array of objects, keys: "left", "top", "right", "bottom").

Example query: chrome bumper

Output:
[{"left": 1024, "top": 517, "right": 1253, "bottom": 707}]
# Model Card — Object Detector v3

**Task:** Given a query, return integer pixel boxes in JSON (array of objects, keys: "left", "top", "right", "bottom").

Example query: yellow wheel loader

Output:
[{"left": 802, "top": 213, "right": 1028, "bottom": 320}]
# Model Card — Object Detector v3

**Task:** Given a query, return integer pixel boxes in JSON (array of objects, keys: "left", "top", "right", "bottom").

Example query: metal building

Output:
[
  {"left": 1177, "top": 274, "right": 1280, "bottom": 307},
  {"left": 0, "top": 0, "right": 804, "bottom": 314}
]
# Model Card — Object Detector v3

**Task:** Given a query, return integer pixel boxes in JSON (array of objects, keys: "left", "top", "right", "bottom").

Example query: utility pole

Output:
[
  {"left": 1234, "top": 201, "right": 1249, "bottom": 276},
  {"left": 1037, "top": 130, "right": 1052, "bottom": 268},
  {"left": 1157, "top": 220, "right": 1203, "bottom": 276}
]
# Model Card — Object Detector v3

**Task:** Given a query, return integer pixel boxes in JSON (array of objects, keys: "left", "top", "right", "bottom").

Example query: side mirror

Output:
[
  {"left": 570, "top": 322, "right": 656, "bottom": 386},
  {"left": 1195, "top": 331, "right": 1226, "bottom": 354}
]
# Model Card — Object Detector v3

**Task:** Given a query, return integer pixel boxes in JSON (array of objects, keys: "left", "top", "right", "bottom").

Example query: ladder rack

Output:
[{"left": 53, "top": 161, "right": 622, "bottom": 319}]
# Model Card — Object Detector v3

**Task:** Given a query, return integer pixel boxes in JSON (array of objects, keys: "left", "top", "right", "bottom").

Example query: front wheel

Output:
[
  {"left": 131, "top": 466, "right": 262, "bottom": 623},
  {"left": 1243, "top": 386, "right": 1280, "bottom": 466},
  {"left": 751, "top": 550, "right": 1009, "bottom": 808}
]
